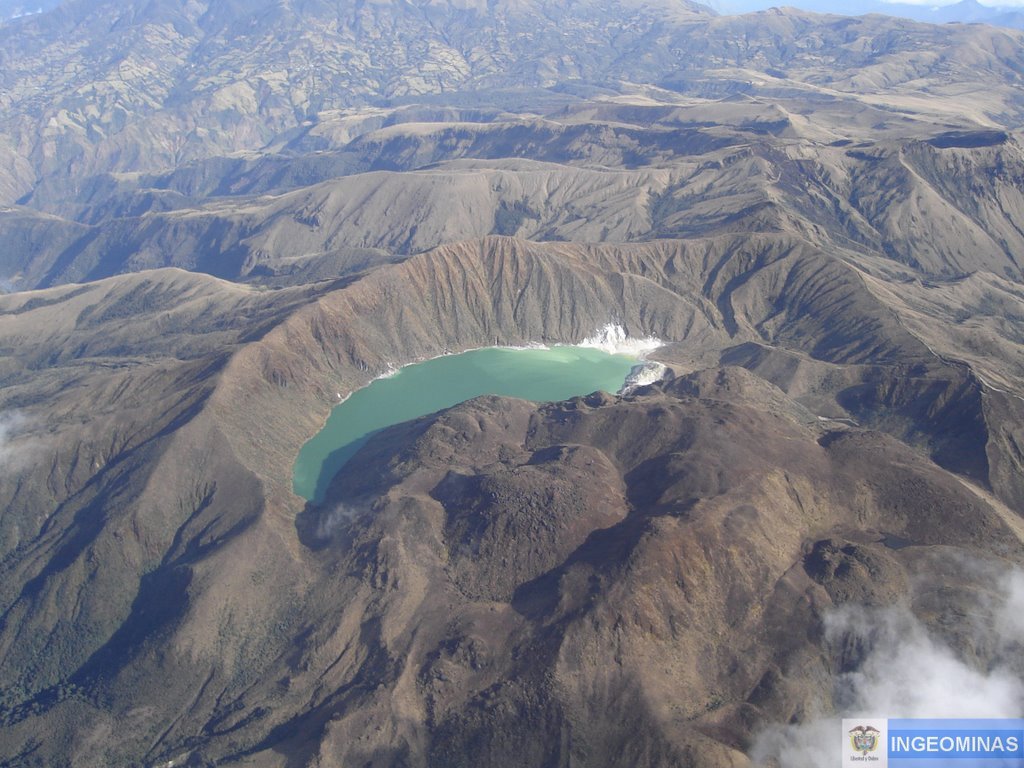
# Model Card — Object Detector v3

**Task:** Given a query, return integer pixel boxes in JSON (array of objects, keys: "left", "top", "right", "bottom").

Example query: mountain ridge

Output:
[{"left": 1, "top": 1, "right": 1024, "bottom": 766}]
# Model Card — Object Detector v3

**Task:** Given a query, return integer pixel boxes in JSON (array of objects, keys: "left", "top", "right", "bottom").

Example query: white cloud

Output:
[{"left": 749, "top": 568, "right": 1024, "bottom": 767}]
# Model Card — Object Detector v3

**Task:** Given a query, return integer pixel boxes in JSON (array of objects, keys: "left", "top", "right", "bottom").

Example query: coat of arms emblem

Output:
[{"left": 849, "top": 725, "right": 882, "bottom": 755}]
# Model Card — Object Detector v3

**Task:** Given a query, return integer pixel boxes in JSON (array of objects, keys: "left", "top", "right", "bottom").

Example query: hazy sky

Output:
[
  {"left": 886, "top": 0, "right": 1024, "bottom": 4},
  {"left": 709, "top": 0, "right": 1024, "bottom": 12}
]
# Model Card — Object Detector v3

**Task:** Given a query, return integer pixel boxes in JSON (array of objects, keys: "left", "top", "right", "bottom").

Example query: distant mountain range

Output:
[
  {"left": 2, "top": 1, "right": 1024, "bottom": 767},
  {"left": 7, "top": 0, "right": 1024, "bottom": 28},
  {"left": 3, "top": 0, "right": 1024, "bottom": 220},
  {"left": 714, "top": 0, "right": 1024, "bottom": 29}
]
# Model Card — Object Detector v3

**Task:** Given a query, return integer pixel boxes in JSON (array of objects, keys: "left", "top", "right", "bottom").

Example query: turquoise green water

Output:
[{"left": 293, "top": 346, "right": 637, "bottom": 502}]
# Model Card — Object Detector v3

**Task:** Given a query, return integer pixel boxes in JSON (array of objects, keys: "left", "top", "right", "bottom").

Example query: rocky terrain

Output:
[
  {"left": 720, "top": 0, "right": 1024, "bottom": 31},
  {"left": 0, "top": 1, "right": 1023, "bottom": 767}
]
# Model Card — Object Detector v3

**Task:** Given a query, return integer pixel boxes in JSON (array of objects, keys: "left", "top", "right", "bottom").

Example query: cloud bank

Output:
[{"left": 750, "top": 568, "right": 1024, "bottom": 767}]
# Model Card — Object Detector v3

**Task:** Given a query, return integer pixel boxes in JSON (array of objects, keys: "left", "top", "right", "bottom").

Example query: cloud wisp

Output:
[{"left": 0, "top": 411, "right": 36, "bottom": 472}]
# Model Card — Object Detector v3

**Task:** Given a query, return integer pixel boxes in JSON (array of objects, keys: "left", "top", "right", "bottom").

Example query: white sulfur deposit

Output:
[{"left": 577, "top": 323, "right": 664, "bottom": 358}]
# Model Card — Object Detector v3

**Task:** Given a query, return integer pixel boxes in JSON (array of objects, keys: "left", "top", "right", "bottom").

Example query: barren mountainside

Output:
[{"left": 0, "top": 1, "right": 1023, "bottom": 767}]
